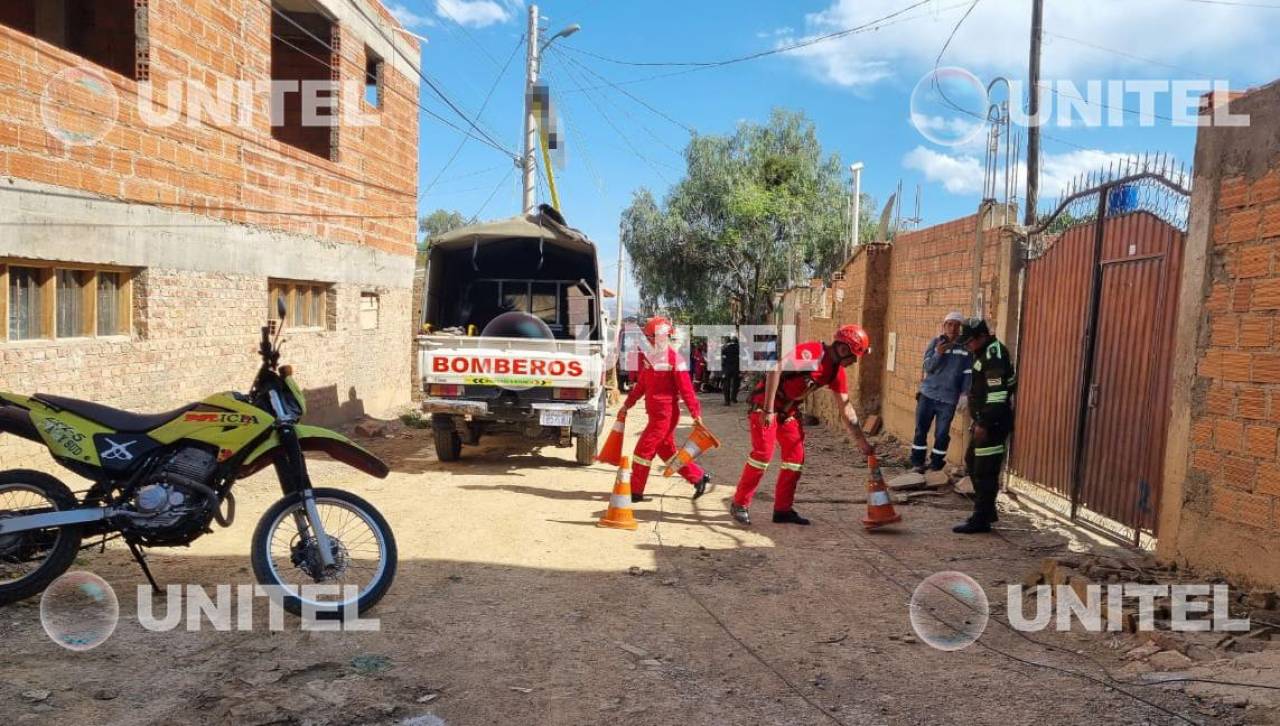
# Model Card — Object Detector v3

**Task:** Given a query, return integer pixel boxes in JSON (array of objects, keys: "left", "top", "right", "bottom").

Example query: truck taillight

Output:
[
  {"left": 553, "top": 387, "right": 590, "bottom": 401},
  {"left": 429, "top": 384, "right": 463, "bottom": 397}
]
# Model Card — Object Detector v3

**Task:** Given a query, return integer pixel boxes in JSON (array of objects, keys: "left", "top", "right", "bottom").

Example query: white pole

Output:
[
  {"left": 521, "top": 5, "right": 540, "bottom": 215},
  {"left": 850, "top": 162, "right": 864, "bottom": 249},
  {"left": 615, "top": 249, "right": 625, "bottom": 327}
]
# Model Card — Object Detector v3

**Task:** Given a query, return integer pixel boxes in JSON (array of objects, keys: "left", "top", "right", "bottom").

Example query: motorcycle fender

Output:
[
  {"left": 0, "top": 404, "right": 41, "bottom": 444},
  {"left": 239, "top": 425, "right": 390, "bottom": 479}
]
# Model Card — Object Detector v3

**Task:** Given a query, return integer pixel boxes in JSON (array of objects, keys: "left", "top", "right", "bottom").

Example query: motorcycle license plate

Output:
[{"left": 539, "top": 409, "right": 573, "bottom": 427}]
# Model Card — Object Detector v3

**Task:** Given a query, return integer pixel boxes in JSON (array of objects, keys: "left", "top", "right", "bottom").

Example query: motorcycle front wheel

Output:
[
  {"left": 0, "top": 470, "right": 83, "bottom": 605},
  {"left": 250, "top": 488, "right": 397, "bottom": 619}
]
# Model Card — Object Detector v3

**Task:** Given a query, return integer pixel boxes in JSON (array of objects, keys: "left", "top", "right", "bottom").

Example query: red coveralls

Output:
[
  {"left": 624, "top": 346, "right": 705, "bottom": 496},
  {"left": 732, "top": 341, "right": 847, "bottom": 513}
]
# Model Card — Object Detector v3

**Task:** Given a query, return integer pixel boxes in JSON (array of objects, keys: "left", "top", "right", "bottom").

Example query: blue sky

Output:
[{"left": 391, "top": 0, "right": 1280, "bottom": 292}]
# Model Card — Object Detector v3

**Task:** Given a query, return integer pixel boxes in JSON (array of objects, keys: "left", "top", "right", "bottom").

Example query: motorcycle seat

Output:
[{"left": 34, "top": 394, "right": 197, "bottom": 432}]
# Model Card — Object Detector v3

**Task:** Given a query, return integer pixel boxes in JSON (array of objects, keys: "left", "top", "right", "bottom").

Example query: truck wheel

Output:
[
  {"left": 575, "top": 433, "right": 597, "bottom": 466},
  {"left": 434, "top": 427, "right": 462, "bottom": 462}
]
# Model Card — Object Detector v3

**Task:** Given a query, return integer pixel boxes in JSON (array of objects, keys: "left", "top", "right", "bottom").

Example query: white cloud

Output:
[
  {"left": 435, "top": 0, "right": 519, "bottom": 28},
  {"left": 904, "top": 145, "right": 1158, "bottom": 199},
  {"left": 782, "top": 0, "right": 1279, "bottom": 90},
  {"left": 387, "top": 2, "right": 436, "bottom": 28}
]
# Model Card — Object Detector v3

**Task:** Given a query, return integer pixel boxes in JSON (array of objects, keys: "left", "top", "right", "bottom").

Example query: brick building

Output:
[{"left": 0, "top": 0, "right": 421, "bottom": 467}]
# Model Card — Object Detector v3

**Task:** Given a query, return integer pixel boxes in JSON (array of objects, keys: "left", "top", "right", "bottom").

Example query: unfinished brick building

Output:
[{"left": 0, "top": 0, "right": 421, "bottom": 467}]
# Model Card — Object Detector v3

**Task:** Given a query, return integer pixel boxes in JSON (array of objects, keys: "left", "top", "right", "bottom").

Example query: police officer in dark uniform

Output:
[{"left": 953, "top": 318, "right": 1016, "bottom": 534}]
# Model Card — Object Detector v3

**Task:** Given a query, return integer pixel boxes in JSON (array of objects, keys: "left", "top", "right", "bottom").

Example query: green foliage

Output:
[
  {"left": 621, "top": 109, "right": 876, "bottom": 324},
  {"left": 418, "top": 209, "right": 468, "bottom": 252}
]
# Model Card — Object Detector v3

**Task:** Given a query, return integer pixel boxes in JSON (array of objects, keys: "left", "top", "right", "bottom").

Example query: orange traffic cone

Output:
[
  {"left": 598, "top": 456, "right": 639, "bottom": 530},
  {"left": 662, "top": 423, "right": 721, "bottom": 477},
  {"left": 862, "top": 454, "right": 902, "bottom": 530},
  {"left": 596, "top": 416, "right": 626, "bottom": 465}
]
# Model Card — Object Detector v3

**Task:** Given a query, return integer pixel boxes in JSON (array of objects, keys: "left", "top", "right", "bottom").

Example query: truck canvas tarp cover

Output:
[{"left": 422, "top": 209, "right": 603, "bottom": 343}]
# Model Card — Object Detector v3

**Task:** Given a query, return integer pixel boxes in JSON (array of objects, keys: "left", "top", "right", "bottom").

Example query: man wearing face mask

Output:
[{"left": 911, "top": 311, "right": 972, "bottom": 475}]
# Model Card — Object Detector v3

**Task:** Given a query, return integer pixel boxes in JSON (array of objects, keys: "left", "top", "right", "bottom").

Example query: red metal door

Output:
[
  {"left": 1077, "top": 213, "right": 1184, "bottom": 536},
  {"left": 1009, "top": 168, "right": 1189, "bottom": 543}
]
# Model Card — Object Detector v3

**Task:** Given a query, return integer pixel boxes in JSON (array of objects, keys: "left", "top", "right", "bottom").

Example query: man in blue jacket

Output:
[{"left": 911, "top": 311, "right": 972, "bottom": 474}]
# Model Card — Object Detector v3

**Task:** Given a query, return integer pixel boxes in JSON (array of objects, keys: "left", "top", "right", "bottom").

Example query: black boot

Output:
[
  {"left": 730, "top": 503, "right": 751, "bottom": 526},
  {"left": 772, "top": 509, "right": 811, "bottom": 525},
  {"left": 952, "top": 519, "right": 992, "bottom": 534},
  {"left": 692, "top": 474, "right": 713, "bottom": 500},
  {"left": 631, "top": 493, "right": 649, "bottom": 503}
]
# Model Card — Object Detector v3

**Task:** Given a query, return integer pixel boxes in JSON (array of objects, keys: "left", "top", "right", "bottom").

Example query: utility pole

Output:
[
  {"left": 849, "top": 162, "right": 863, "bottom": 257},
  {"left": 1023, "top": 0, "right": 1043, "bottom": 227},
  {"left": 521, "top": 4, "right": 540, "bottom": 215}
]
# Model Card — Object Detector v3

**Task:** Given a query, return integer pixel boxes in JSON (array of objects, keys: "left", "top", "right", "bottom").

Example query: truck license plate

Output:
[{"left": 540, "top": 409, "right": 573, "bottom": 427}]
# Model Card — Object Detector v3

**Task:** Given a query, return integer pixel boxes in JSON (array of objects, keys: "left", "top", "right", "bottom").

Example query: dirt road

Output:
[{"left": 0, "top": 395, "right": 1247, "bottom": 725}]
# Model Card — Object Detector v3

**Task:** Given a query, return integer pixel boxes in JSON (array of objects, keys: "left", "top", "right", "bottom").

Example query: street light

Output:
[{"left": 541, "top": 23, "right": 580, "bottom": 52}]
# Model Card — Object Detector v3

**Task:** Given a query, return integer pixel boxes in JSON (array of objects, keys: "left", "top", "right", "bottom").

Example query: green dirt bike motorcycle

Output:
[{"left": 0, "top": 300, "right": 397, "bottom": 617}]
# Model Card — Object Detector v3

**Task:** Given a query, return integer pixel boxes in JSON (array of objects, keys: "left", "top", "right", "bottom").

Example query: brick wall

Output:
[
  {"left": 793, "top": 244, "right": 891, "bottom": 427},
  {"left": 1160, "top": 81, "right": 1280, "bottom": 586},
  {"left": 791, "top": 211, "right": 1015, "bottom": 466},
  {"left": 0, "top": 0, "right": 420, "bottom": 255}
]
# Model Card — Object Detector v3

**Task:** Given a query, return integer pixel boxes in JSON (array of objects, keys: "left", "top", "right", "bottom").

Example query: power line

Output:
[
  {"left": 341, "top": 0, "right": 519, "bottom": 157},
  {"left": 552, "top": 50, "right": 697, "bottom": 135},
  {"left": 435, "top": 2, "right": 504, "bottom": 67},
  {"left": 1174, "top": 0, "right": 1280, "bottom": 7},
  {"left": 3, "top": 32, "right": 418, "bottom": 205},
  {"left": 263, "top": 18, "right": 510, "bottom": 155},
  {"left": 560, "top": 0, "right": 933, "bottom": 68},
  {"left": 546, "top": 50, "right": 686, "bottom": 162},
  {"left": 542, "top": 52, "right": 677, "bottom": 182},
  {"left": 263, "top": 0, "right": 518, "bottom": 159},
  {"left": 468, "top": 166, "right": 516, "bottom": 223},
  {"left": 1043, "top": 32, "right": 1211, "bottom": 77},
  {"left": 424, "top": 35, "right": 524, "bottom": 196}
]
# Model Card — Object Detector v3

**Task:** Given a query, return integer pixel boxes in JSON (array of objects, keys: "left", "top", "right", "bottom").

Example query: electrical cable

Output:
[
  {"left": 551, "top": 50, "right": 696, "bottom": 135},
  {"left": 544, "top": 52, "right": 685, "bottom": 164},
  {"left": 338, "top": 0, "right": 519, "bottom": 157},
  {"left": 467, "top": 165, "right": 516, "bottom": 223},
  {"left": 262, "top": 0, "right": 518, "bottom": 159},
  {"left": 541, "top": 51, "right": 678, "bottom": 180},
  {"left": 1043, "top": 32, "right": 1212, "bottom": 78},
  {"left": 424, "top": 35, "right": 524, "bottom": 196},
  {"left": 561, "top": 0, "right": 933, "bottom": 68},
  {"left": 651, "top": 480, "right": 852, "bottom": 726}
]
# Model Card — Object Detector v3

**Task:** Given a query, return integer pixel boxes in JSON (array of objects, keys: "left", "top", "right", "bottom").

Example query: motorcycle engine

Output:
[{"left": 124, "top": 447, "right": 220, "bottom": 544}]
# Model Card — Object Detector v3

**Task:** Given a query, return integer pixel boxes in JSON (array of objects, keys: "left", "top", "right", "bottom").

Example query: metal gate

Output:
[{"left": 1009, "top": 160, "right": 1190, "bottom": 543}]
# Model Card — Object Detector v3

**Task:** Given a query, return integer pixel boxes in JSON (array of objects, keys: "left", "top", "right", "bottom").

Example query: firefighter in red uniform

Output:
[
  {"left": 618, "top": 317, "right": 712, "bottom": 503},
  {"left": 730, "top": 324, "right": 873, "bottom": 526}
]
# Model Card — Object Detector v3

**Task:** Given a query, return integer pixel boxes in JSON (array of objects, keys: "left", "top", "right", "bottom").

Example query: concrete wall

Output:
[{"left": 1159, "top": 81, "right": 1280, "bottom": 587}]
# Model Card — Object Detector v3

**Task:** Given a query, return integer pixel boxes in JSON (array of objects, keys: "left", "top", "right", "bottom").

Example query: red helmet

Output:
[
  {"left": 643, "top": 316, "right": 673, "bottom": 340},
  {"left": 833, "top": 324, "right": 871, "bottom": 359}
]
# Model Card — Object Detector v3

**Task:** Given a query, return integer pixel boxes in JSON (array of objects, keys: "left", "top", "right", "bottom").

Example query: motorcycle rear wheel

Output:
[{"left": 0, "top": 470, "right": 83, "bottom": 605}]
